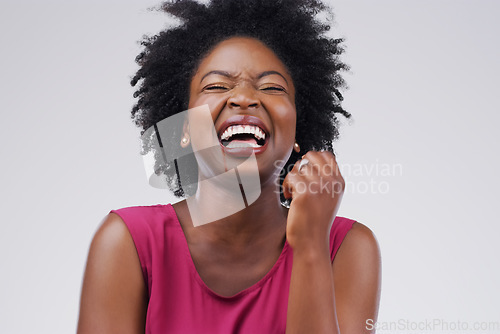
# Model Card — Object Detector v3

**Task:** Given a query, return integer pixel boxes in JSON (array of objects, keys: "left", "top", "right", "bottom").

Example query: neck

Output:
[{"left": 185, "top": 174, "right": 288, "bottom": 247}]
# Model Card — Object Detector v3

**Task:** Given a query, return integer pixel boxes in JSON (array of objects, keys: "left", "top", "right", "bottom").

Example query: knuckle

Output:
[{"left": 337, "top": 178, "right": 346, "bottom": 192}]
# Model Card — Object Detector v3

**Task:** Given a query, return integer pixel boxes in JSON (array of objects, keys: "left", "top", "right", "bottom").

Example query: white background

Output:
[{"left": 1, "top": 1, "right": 499, "bottom": 333}]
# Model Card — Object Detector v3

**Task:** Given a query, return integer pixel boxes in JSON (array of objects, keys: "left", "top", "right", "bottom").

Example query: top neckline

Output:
[{"left": 165, "top": 203, "right": 290, "bottom": 300}]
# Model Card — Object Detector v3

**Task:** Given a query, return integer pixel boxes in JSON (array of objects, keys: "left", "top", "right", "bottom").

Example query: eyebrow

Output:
[{"left": 200, "top": 70, "right": 288, "bottom": 85}]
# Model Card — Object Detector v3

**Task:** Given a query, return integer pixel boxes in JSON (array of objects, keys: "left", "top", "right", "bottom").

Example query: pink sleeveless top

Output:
[{"left": 110, "top": 204, "right": 355, "bottom": 334}]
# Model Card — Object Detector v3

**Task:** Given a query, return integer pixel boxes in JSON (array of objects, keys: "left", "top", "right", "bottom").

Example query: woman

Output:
[{"left": 77, "top": 0, "right": 381, "bottom": 333}]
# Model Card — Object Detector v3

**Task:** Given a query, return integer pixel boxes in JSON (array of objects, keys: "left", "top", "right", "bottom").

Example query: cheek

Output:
[
  {"left": 263, "top": 98, "right": 297, "bottom": 139},
  {"left": 188, "top": 94, "right": 229, "bottom": 120}
]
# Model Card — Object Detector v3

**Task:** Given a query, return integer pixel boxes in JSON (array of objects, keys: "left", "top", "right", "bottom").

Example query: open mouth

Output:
[{"left": 219, "top": 125, "right": 267, "bottom": 148}]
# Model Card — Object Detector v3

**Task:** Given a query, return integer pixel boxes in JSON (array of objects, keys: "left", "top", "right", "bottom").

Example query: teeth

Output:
[
  {"left": 256, "top": 128, "right": 264, "bottom": 140},
  {"left": 220, "top": 125, "right": 267, "bottom": 141},
  {"left": 226, "top": 141, "right": 262, "bottom": 148}
]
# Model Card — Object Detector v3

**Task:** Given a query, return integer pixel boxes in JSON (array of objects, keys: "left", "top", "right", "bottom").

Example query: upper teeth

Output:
[{"left": 220, "top": 125, "right": 266, "bottom": 141}]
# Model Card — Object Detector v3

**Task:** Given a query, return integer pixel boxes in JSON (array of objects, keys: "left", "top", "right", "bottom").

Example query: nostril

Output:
[{"left": 229, "top": 102, "right": 260, "bottom": 108}]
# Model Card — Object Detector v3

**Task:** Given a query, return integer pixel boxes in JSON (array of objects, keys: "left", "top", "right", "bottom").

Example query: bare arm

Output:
[
  {"left": 286, "top": 222, "right": 381, "bottom": 334},
  {"left": 333, "top": 222, "right": 381, "bottom": 333},
  {"left": 284, "top": 151, "right": 381, "bottom": 333},
  {"left": 286, "top": 239, "right": 339, "bottom": 333},
  {"left": 77, "top": 213, "right": 148, "bottom": 334}
]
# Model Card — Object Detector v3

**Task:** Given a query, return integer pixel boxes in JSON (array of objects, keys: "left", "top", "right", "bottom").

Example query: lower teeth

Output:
[{"left": 226, "top": 142, "right": 262, "bottom": 149}]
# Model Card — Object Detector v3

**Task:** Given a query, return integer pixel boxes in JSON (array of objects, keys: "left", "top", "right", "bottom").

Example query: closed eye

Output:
[
  {"left": 204, "top": 85, "right": 228, "bottom": 91},
  {"left": 262, "top": 87, "right": 285, "bottom": 91},
  {"left": 261, "top": 85, "right": 287, "bottom": 94}
]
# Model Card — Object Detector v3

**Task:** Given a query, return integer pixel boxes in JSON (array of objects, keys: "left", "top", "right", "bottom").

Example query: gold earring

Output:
[{"left": 293, "top": 142, "right": 300, "bottom": 153}]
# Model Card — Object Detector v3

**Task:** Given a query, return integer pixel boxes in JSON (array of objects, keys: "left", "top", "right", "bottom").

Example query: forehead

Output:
[{"left": 195, "top": 37, "right": 291, "bottom": 77}]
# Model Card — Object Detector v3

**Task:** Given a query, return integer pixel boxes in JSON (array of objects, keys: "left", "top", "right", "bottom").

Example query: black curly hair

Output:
[{"left": 131, "top": 0, "right": 352, "bottom": 201}]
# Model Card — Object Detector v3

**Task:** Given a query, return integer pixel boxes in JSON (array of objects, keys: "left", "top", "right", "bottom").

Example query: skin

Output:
[{"left": 77, "top": 37, "right": 381, "bottom": 334}]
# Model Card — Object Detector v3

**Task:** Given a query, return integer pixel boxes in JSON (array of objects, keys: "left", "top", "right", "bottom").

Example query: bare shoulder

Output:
[
  {"left": 334, "top": 221, "right": 381, "bottom": 279},
  {"left": 90, "top": 212, "right": 136, "bottom": 255},
  {"left": 333, "top": 221, "right": 381, "bottom": 333},
  {"left": 77, "top": 213, "right": 147, "bottom": 334},
  {"left": 340, "top": 222, "right": 380, "bottom": 260},
  {"left": 84, "top": 213, "right": 142, "bottom": 275}
]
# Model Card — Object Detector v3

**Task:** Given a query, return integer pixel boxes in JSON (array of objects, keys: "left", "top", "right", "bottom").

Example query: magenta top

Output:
[{"left": 110, "top": 204, "right": 355, "bottom": 334}]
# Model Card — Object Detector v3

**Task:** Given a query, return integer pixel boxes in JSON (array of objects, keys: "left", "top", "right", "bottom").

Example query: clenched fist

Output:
[{"left": 282, "top": 150, "right": 345, "bottom": 251}]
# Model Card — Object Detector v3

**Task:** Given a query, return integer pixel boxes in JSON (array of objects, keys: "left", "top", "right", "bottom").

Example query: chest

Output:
[{"left": 187, "top": 241, "right": 284, "bottom": 297}]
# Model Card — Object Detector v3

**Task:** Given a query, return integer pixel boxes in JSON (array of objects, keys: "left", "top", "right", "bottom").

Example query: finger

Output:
[
  {"left": 320, "top": 147, "right": 337, "bottom": 158},
  {"left": 318, "top": 149, "right": 336, "bottom": 161},
  {"left": 296, "top": 152, "right": 324, "bottom": 175},
  {"left": 326, "top": 152, "right": 343, "bottom": 177},
  {"left": 301, "top": 150, "right": 342, "bottom": 178},
  {"left": 282, "top": 172, "right": 296, "bottom": 200},
  {"left": 319, "top": 151, "right": 340, "bottom": 175}
]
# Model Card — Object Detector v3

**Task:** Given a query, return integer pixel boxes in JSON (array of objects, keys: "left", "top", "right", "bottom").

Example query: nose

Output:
[{"left": 227, "top": 85, "right": 260, "bottom": 109}]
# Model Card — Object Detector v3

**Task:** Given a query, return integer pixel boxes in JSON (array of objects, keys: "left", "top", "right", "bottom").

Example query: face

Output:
[{"left": 187, "top": 36, "right": 297, "bottom": 185}]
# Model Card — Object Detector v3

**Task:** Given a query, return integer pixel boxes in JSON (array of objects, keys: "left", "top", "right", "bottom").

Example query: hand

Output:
[{"left": 282, "top": 150, "right": 345, "bottom": 251}]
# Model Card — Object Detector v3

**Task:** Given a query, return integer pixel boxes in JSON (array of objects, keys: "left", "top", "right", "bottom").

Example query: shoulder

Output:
[
  {"left": 78, "top": 213, "right": 148, "bottom": 333},
  {"left": 110, "top": 203, "right": 179, "bottom": 239},
  {"left": 90, "top": 212, "right": 135, "bottom": 255},
  {"left": 330, "top": 216, "right": 357, "bottom": 260},
  {"left": 332, "top": 222, "right": 381, "bottom": 332},
  {"left": 110, "top": 204, "right": 171, "bottom": 222},
  {"left": 344, "top": 222, "right": 380, "bottom": 252},
  {"left": 336, "top": 222, "right": 381, "bottom": 267},
  {"left": 84, "top": 212, "right": 143, "bottom": 286},
  {"left": 333, "top": 221, "right": 381, "bottom": 288}
]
